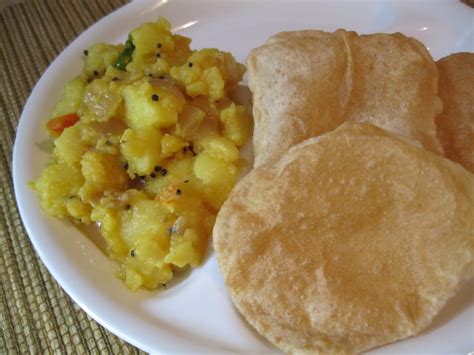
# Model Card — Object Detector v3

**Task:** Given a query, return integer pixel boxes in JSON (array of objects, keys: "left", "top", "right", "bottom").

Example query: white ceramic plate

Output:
[{"left": 13, "top": 0, "right": 474, "bottom": 353}]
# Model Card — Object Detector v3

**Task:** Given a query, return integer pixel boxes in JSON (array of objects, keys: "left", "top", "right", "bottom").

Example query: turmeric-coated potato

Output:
[{"left": 34, "top": 17, "right": 250, "bottom": 290}]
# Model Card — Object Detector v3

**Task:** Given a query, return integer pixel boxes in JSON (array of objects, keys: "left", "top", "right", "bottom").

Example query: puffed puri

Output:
[
  {"left": 213, "top": 122, "right": 474, "bottom": 354},
  {"left": 247, "top": 29, "right": 444, "bottom": 167},
  {"left": 435, "top": 52, "right": 474, "bottom": 173}
]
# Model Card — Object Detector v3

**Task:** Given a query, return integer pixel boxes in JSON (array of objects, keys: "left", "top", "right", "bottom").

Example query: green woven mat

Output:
[{"left": 0, "top": 1, "right": 146, "bottom": 353}]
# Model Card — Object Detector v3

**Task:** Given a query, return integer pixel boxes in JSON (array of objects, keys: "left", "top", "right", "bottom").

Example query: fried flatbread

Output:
[
  {"left": 436, "top": 52, "right": 474, "bottom": 173},
  {"left": 247, "top": 30, "right": 443, "bottom": 167},
  {"left": 214, "top": 123, "right": 474, "bottom": 354}
]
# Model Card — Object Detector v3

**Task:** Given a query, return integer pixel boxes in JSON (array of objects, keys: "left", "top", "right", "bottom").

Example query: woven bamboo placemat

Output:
[{"left": 0, "top": 1, "right": 146, "bottom": 353}]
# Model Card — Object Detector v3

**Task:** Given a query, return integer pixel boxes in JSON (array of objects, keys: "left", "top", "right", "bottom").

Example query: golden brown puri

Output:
[
  {"left": 247, "top": 30, "right": 443, "bottom": 167},
  {"left": 214, "top": 123, "right": 474, "bottom": 354},
  {"left": 436, "top": 52, "right": 474, "bottom": 173}
]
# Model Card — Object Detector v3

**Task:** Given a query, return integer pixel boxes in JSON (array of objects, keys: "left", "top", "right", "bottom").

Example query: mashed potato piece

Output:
[{"left": 33, "top": 17, "right": 251, "bottom": 291}]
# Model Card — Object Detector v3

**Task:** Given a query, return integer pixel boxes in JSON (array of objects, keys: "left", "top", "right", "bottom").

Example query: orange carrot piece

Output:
[{"left": 47, "top": 113, "right": 80, "bottom": 137}]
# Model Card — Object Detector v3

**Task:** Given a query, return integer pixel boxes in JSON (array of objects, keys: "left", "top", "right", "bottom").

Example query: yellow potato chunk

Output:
[
  {"left": 194, "top": 152, "right": 237, "bottom": 186},
  {"left": 121, "top": 262, "right": 173, "bottom": 291},
  {"left": 165, "top": 229, "right": 201, "bottom": 267},
  {"left": 121, "top": 199, "right": 171, "bottom": 248},
  {"left": 128, "top": 18, "right": 175, "bottom": 68},
  {"left": 147, "top": 58, "right": 171, "bottom": 77},
  {"left": 119, "top": 197, "right": 175, "bottom": 290},
  {"left": 170, "top": 48, "right": 245, "bottom": 101},
  {"left": 122, "top": 79, "right": 185, "bottom": 129},
  {"left": 51, "top": 76, "right": 87, "bottom": 117},
  {"left": 33, "top": 164, "right": 84, "bottom": 218},
  {"left": 193, "top": 152, "right": 238, "bottom": 208},
  {"left": 122, "top": 268, "right": 143, "bottom": 291},
  {"left": 84, "top": 43, "right": 123, "bottom": 77},
  {"left": 186, "top": 67, "right": 225, "bottom": 100},
  {"left": 196, "top": 136, "right": 239, "bottom": 162},
  {"left": 54, "top": 124, "right": 89, "bottom": 165},
  {"left": 145, "top": 153, "right": 194, "bottom": 196},
  {"left": 104, "top": 66, "right": 128, "bottom": 82},
  {"left": 219, "top": 103, "right": 252, "bottom": 146},
  {"left": 126, "top": 17, "right": 192, "bottom": 75},
  {"left": 202, "top": 66, "right": 225, "bottom": 100},
  {"left": 120, "top": 127, "right": 162, "bottom": 176},
  {"left": 161, "top": 134, "right": 188, "bottom": 156},
  {"left": 53, "top": 121, "right": 102, "bottom": 165},
  {"left": 65, "top": 197, "right": 92, "bottom": 224},
  {"left": 79, "top": 151, "right": 129, "bottom": 201},
  {"left": 90, "top": 205, "right": 128, "bottom": 258}
]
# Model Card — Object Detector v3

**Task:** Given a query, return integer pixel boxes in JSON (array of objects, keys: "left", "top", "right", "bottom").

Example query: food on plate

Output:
[
  {"left": 33, "top": 17, "right": 251, "bottom": 290},
  {"left": 214, "top": 123, "right": 474, "bottom": 354},
  {"left": 247, "top": 29, "right": 443, "bottom": 167},
  {"left": 435, "top": 52, "right": 474, "bottom": 173}
]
